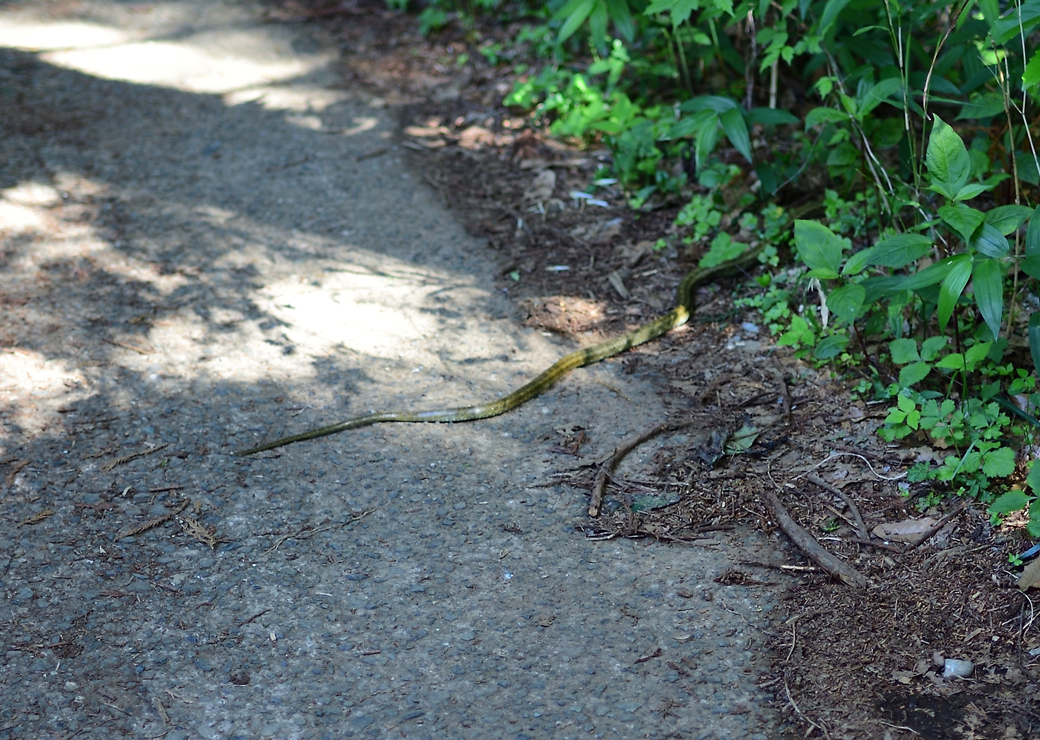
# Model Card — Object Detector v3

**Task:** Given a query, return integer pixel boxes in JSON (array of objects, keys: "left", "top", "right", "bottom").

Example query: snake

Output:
[{"left": 234, "top": 244, "right": 764, "bottom": 456}]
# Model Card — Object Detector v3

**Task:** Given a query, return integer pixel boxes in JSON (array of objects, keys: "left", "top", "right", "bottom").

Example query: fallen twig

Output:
[
  {"left": 807, "top": 474, "right": 869, "bottom": 540},
  {"left": 762, "top": 487, "right": 868, "bottom": 588},
  {"left": 588, "top": 423, "right": 678, "bottom": 516},
  {"left": 903, "top": 500, "right": 969, "bottom": 551}
]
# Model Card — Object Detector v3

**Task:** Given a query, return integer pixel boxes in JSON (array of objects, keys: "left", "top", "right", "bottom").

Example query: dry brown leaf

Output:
[
  {"left": 523, "top": 169, "right": 556, "bottom": 201},
  {"left": 1016, "top": 558, "right": 1040, "bottom": 591},
  {"left": 872, "top": 517, "right": 938, "bottom": 543}
]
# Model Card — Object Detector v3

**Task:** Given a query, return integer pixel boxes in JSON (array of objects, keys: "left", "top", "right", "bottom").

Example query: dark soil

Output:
[{"left": 288, "top": 2, "right": 1040, "bottom": 738}]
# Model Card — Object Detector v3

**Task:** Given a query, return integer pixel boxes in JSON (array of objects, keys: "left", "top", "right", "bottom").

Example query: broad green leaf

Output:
[
  {"left": 982, "top": 446, "right": 1016, "bottom": 478},
  {"left": 977, "top": 0, "right": 1000, "bottom": 24},
  {"left": 747, "top": 107, "right": 799, "bottom": 126},
  {"left": 926, "top": 116, "right": 970, "bottom": 200},
  {"left": 955, "top": 91, "right": 1006, "bottom": 120},
  {"left": 588, "top": 1, "right": 609, "bottom": 49},
  {"left": 969, "top": 223, "right": 1009, "bottom": 258},
  {"left": 719, "top": 107, "right": 752, "bottom": 163},
  {"left": 667, "top": 109, "right": 715, "bottom": 139},
  {"left": 972, "top": 257, "right": 1003, "bottom": 340},
  {"left": 858, "top": 78, "right": 902, "bottom": 118},
  {"left": 899, "top": 362, "right": 932, "bottom": 386},
  {"left": 842, "top": 247, "right": 873, "bottom": 276},
  {"left": 694, "top": 113, "right": 721, "bottom": 171},
  {"left": 901, "top": 256, "right": 957, "bottom": 292},
  {"left": 604, "top": 0, "right": 635, "bottom": 41},
  {"left": 819, "top": 0, "right": 852, "bottom": 33},
  {"left": 1022, "top": 255, "right": 1040, "bottom": 280},
  {"left": 954, "top": 182, "right": 992, "bottom": 202},
  {"left": 921, "top": 336, "right": 947, "bottom": 361},
  {"left": 965, "top": 341, "right": 992, "bottom": 368},
  {"left": 724, "top": 422, "right": 759, "bottom": 454},
  {"left": 1027, "top": 206, "right": 1040, "bottom": 256},
  {"left": 989, "top": 0, "right": 1040, "bottom": 45},
  {"left": 937, "top": 254, "right": 973, "bottom": 330},
  {"left": 814, "top": 333, "right": 849, "bottom": 360},
  {"left": 989, "top": 490, "right": 1030, "bottom": 515},
  {"left": 827, "top": 283, "right": 866, "bottom": 324},
  {"left": 794, "top": 220, "right": 845, "bottom": 279},
  {"left": 986, "top": 204, "right": 1033, "bottom": 235},
  {"left": 680, "top": 95, "right": 739, "bottom": 113},
  {"left": 889, "top": 337, "right": 920, "bottom": 364},
  {"left": 868, "top": 233, "right": 932, "bottom": 268},
  {"left": 555, "top": 0, "right": 595, "bottom": 42},
  {"left": 938, "top": 203, "right": 984, "bottom": 243},
  {"left": 805, "top": 107, "right": 849, "bottom": 127},
  {"left": 644, "top": 0, "right": 701, "bottom": 28},
  {"left": 1030, "top": 312, "right": 1040, "bottom": 378},
  {"left": 936, "top": 353, "right": 965, "bottom": 370},
  {"left": 1028, "top": 460, "right": 1040, "bottom": 495},
  {"left": 1025, "top": 49, "right": 1040, "bottom": 90}
]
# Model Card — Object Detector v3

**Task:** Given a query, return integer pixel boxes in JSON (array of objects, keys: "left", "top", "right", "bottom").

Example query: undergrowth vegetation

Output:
[{"left": 386, "top": 0, "right": 1040, "bottom": 540}]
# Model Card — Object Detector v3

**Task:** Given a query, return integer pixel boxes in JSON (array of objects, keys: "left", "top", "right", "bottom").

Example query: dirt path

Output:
[{"left": 0, "top": 2, "right": 790, "bottom": 738}]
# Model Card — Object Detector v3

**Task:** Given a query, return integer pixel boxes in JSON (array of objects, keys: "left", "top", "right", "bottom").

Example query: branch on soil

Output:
[{"left": 763, "top": 486, "right": 869, "bottom": 588}]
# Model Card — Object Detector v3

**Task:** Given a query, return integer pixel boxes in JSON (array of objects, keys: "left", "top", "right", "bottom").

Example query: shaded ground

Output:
[{"left": 302, "top": 3, "right": 1040, "bottom": 738}]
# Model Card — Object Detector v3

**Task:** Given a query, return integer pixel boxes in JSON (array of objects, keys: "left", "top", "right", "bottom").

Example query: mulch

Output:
[{"left": 273, "top": 2, "right": 1040, "bottom": 736}]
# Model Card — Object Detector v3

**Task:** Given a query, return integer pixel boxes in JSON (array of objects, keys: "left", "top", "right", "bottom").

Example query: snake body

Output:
[{"left": 234, "top": 245, "right": 763, "bottom": 456}]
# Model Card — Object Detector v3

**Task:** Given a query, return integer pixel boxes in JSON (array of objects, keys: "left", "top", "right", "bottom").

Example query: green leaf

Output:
[
  {"left": 719, "top": 107, "right": 752, "bottom": 163},
  {"left": 644, "top": 0, "right": 701, "bottom": 28},
  {"left": 985, "top": 205, "right": 1033, "bottom": 235},
  {"left": 936, "top": 353, "right": 965, "bottom": 370},
  {"left": 955, "top": 91, "right": 1006, "bottom": 120},
  {"left": 938, "top": 203, "right": 984, "bottom": 244},
  {"left": 818, "top": 0, "right": 852, "bottom": 33},
  {"left": 814, "top": 333, "right": 849, "bottom": 360},
  {"left": 965, "top": 341, "right": 992, "bottom": 369},
  {"left": 899, "top": 362, "right": 932, "bottom": 387},
  {"left": 805, "top": 107, "right": 849, "bottom": 127},
  {"left": 747, "top": 108, "right": 799, "bottom": 126},
  {"left": 889, "top": 337, "right": 920, "bottom": 364},
  {"left": 842, "top": 248, "right": 872, "bottom": 276},
  {"left": 982, "top": 447, "right": 1016, "bottom": 478},
  {"left": 900, "top": 256, "right": 957, "bottom": 292},
  {"left": 555, "top": 0, "right": 595, "bottom": 42},
  {"left": 990, "top": 0, "right": 1040, "bottom": 45},
  {"left": 938, "top": 254, "right": 973, "bottom": 330},
  {"left": 868, "top": 234, "right": 932, "bottom": 268},
  {"left": 827, "top": 283, "right": 866, "bottom": 324},
  {"left": 973, "top": 257, "right": 1003, "bottom": 340},
  {"left": 724, "top": 422, "right": 759, "bottom": 454},
  {"left": 926, "top": 116, "right": 970, "bottom": 200},
  {"left": 970, "top": 223, "right": 1010, "bottom": 258},
  {"left": 1029, "top": 312, "right": 1040, "bottom": 378},
  {"left": 667, "top": 109, "right": 715, "bottom": 139},
  {"left": 1027, "top": 206, "right": 1040, "bottom": 256},
  {"left": 921, "top": 336, "right": 947, "bottom": 361},
  {"left": 694, "top": 113, "right": 721, "bottom": 171},
  {"left": 794, "top": 220, "right": 845, "bottom": 279},
  {"left": 954, "top": 182, "right": 992, "bottom": 202},
  {"left": 988, "top": 490, "right": 1029, "bottom": 515},
  {"left": 1027, "top": 461, "right": 1040, "bottom": 495},
  {"left": 977, "top": 0, "right": 1000, "bottom": 24},
  {"left": 680, "top": 95, "right": 739, "bottom": 114},
  {"left": 1025, "top": 49, "right": 1040, "bottom": 90},
  {"left": 604, "top": 0, "right": 635, "bottom": 41},
  {"left": 858, "top": 78, "right": 902, "bottom": 119}
]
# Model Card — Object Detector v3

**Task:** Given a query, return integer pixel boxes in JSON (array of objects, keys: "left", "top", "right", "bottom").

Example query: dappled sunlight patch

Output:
[{"left": 0, "top": 348, "right": 87, "bottom": 447}]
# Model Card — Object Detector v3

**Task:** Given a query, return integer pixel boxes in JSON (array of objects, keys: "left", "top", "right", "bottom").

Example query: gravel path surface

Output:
[{"left": 1, "top": 2, "right": 788, "bottom": 737}]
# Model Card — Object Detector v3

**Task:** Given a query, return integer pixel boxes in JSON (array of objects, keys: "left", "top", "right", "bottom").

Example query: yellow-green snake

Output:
[{"left": 234, "top": 245, "right": 764, "bottom": 456}]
